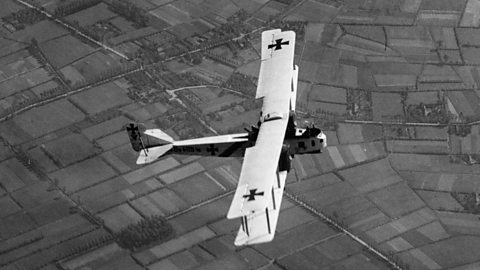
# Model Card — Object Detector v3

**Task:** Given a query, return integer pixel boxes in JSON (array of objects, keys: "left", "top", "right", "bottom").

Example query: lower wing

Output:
[{"left": 233, "top": 171, "right": 288, "bottom": 246}]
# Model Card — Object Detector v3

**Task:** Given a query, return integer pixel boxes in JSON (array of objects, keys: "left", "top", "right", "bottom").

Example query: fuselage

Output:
[{"left": 168, "top": 126, "right": 327, "bottom": 158}]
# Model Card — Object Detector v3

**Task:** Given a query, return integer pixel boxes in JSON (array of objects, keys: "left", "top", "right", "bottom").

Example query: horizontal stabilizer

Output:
[
  {"left": 136, "top": 144, "right": 173, "bottom": 164},
  {"left": 144, "top": 129, "right": 174, "bottom": 144}
]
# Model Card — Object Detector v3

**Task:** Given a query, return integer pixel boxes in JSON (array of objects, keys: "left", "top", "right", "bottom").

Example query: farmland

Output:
[{"left": 1, "top": 0, "right": 480, "bottom": 269}]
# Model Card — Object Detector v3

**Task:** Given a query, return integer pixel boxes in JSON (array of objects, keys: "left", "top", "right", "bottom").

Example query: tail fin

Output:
[
  {"left": 126, "top": 123, "right": 175, "bottom": 164},
  {"left": 126, "top": 123, "right": 146, "bottom": 152}
]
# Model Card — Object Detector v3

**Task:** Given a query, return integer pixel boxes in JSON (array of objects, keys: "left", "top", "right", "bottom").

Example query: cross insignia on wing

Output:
[
  {"left": 242, "top": 188, "right": 264, "bottom": 201},
  {"left": 267, "top": 38, "right": 289, "bottom": 51}
]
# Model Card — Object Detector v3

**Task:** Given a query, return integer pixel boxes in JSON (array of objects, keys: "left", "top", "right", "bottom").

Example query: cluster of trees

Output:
[
  {"left": 108, "top": 0, "right": 149, "bottom": 28},
  {"left": 406, "top": 102, "right": 449, "bottom": 124},
  {"left": 116, "top": 215, "right": 174, "bottom": 250},
  {"left": 448, "top": 123, "right": 472, "bottom": 137},
  {"left": 184, "top": 52, "right": 203, "bottom": 65},
  {"left": 451, "top": 192, "right": 480, "bottom": 213},
  {"left": 53, "top": 0, "right": 101, "bottom": 17},
  {"left": 205, "top": 51, "right": 239, "bottom": 68},
  {"left": 268, "top": 20, "right": 307, "bottom": 39},
  {"left": 212, "top": 10, "right": 252, "bottom": 39},
  {"left": 4, "top": 8, "right": 44, "bottom": 29},
  {"left": 346, "top": 89, "right": 373, "bottom": 120},
  {"left": 222, "top": 72, "right": 257, "bottom": 97}
]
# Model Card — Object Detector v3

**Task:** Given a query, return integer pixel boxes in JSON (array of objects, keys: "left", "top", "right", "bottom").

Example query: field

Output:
[
  {"left": 72, "top": 51, "right": 122, "bottom": 80},
  {"left": 12, "top": 20, "right": 68, "bottom": 44},
  {"left": 70, "top": 82, "right": 132, "bottom": 115},
  {"left": 39, "top": 35, "right": 95, "bottom": 68},
  {"left": 149, "top": 5, "right": 191, "bottom": 26},
  {"left": 65, "top": 3, "right": 117, "bottom": 26},
  {"left": 367, "top": 182, "right": 425, "bottom": 218},
  {"left": 372, "top": 92, "right": 404, "bottom": 121},
  {"left": 43, "top": 133, "right": 99, "bottom": 167},
  {"left": 416, "top": 190, "right": 464, "bottom": 211},
  {"left": 48, "top": 157, "right": 117, "bottom": 194},
  {"left": 98, "top": 204, "right": 143, "bottom": 231},
  {"left": 0, "top": 55, "right": 39, "bottom": 80},
  {"left": 339, "top": 159, "right": 402, "bottom": 193},
  {"left": 30, "top": 80, "right": 59, "bottom": 98},
  {"left": 0, "top": 68, "right": 51, "bottom": 99},
  {"left": 12, "top": 99, "right": 85, "bottom": 139},
  {"left": 285, "top": 0, "right": 339, "bottom": 22},
  {"left": 0, "top": 158, "right": 38, "bottom": 191},
  {"left": 386, "top": 140, "right": 449, "bottom": 154},
  {"left": 59, "top": 65, "right": 85, "bottom": 85}
]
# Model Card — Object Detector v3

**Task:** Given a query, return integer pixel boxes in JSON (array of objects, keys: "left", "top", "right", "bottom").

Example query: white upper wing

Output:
[{"left": 227, "top": 29, "right": 295, "bottom": 219}]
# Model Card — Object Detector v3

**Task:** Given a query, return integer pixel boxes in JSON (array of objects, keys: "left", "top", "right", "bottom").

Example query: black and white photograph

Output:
[{"left": 1, "top": 0, "right": 480, "bottom": 269}]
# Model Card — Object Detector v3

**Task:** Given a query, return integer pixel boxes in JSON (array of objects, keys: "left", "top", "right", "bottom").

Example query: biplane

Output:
[{"left": 126, "top": 29, "right": 327, "bottom": 246}]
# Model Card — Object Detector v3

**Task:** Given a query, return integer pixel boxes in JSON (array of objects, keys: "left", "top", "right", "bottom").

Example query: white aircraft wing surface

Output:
[
  {"left": 233, "top": 171, "right": 288, "bottom": 246},
  {"left": 227, "top": 29, "right": 295, "bottom": 222}
]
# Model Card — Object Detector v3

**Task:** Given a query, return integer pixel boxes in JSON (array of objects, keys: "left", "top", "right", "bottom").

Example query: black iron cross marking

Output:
[
  {"left": 126, "top": 124, "right": 139, "bottom": 140},
  {"left": 207, "top": 144, "right": 218, "bottom": 155},
  {"left": 268, "top": 38, "right": 289, "bottom": 51},
  {"left": 243, "top": 189, "right": 264, "bottom": 201}
]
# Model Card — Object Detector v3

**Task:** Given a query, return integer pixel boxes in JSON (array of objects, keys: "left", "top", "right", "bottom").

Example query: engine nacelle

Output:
[{"left": 278, "top": 143, "right": 293, "bottom": 172}]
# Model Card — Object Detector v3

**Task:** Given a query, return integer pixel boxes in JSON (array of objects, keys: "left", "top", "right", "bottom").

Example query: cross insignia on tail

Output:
[
  {"left": 126, "top": 123, "right": 140, "bottom": 140},
  {"left": 267, "top": 38, "right": 289, "bottom": 51}
]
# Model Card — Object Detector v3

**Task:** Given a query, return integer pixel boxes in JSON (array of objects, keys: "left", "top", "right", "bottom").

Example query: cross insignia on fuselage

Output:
[
  {"left": 126, "top": 124, "right": 139, "bottom": 140},
  {"left": 243, "top": 188, "right": 264, "bottom": 201},
  {"left": 268, "top": 38, "right": 289, "bottom": 51},
  {"left": 206, "top": 144, "right": 218, "bottom": 155}
]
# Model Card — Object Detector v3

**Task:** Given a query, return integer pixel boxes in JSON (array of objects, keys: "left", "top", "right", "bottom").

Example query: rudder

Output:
[{"left": 126, "top": 123, "right": 146, "bottom": 152}]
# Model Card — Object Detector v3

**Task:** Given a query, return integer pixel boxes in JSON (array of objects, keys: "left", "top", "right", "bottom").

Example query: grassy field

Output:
[
  {"left": 98, "top": 203, "right": 143, "bottom": 232},
  {"left": 40, "top": 35, "right": 95, "bottom": 68},
  {"left": 65, "top": 3, "right": 117, "bottom": 26},
  {"left": 132, "top": 188, "right": 189, "bottom": 217},
  {"left": 372, "top": 92, "right": 404, "bottom": 121},
  {"left": 60, "top": 65, "right": 85, "bottom": 85},
  {"left": 49, "top": 156, "right": 117, "bottom": 194},
  {"left": 82, "top": 115, "right": 130, "bottom": 140},
  {"left": 134, "top": 226, "right": 216, "bottom": 266},
  {"left": 340, "top": 159, "right": 402, "bottom": 193},
  {"left": 0, "top": 196, "right": 21, "bottom": 218},
  {"left": 416, "top": 190, "right": 463, "bottom": 211},
  {"left": 337, "top": 123, "right": 364, "bottom": 144},
  {"left": 122, "top": 156, "right": 180, "bottom": 185},
  {"left": 169, "top": 172, "right": 226, "bottom": 205},
  {"left": 0, "top": 68, "right": 51, "bottom": 99},
  {"left": 30, "top": 80, "right": 59, "bottom": 98},
  {"left": 72, "top": 51, "right": 122, "bottom": 80},
  {"left": 70, "top": 82, "right": 132, "bottom": 115},
  {"left": 159, "top": 161, "right": 204, "bottom": 184},
  {"left": 386, "top": 140, "right": 449, "bottom": 154},
  {"left": 43, "top": 133, "right": 99, "bottom": 167},
  {"left": 96, "top": 131, "right": 129, "bottom": 150},
  {"left": 11, "top": 20, "right": 68, "bottom": 44},
  {"left": 12, "top": 99, "right": 85, "bottom": 140},
  {"left": 0, "top": 56, "right": 39, "bottom": 80},
  {"left": 367, "top": 182, "right": 425, "bottom": 218},
  {"left": 168, "top": 195, "right": 231, "bottom": 234},
  {"left": 366, "top": 207, "right": 436, "bottom": 243},
  {"left": 0, "top": 158, "right": 38, "bottom": 191}
]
